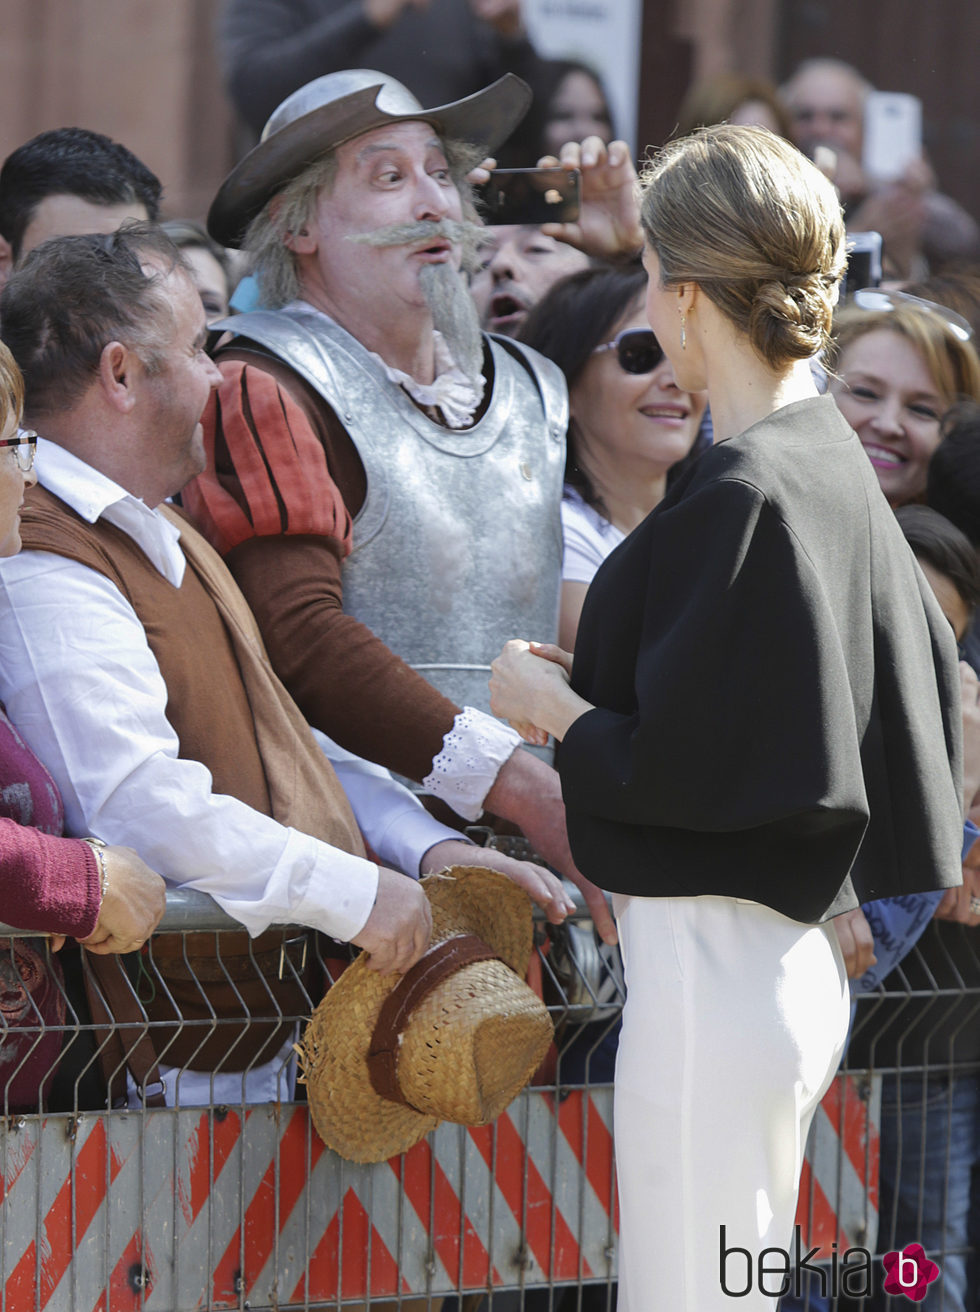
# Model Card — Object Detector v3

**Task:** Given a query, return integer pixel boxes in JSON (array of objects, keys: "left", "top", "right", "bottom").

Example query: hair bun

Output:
[
  {"left": 757, "top": 279, "right": 802, "bottom": 324},
  {"left": 638, "top": 124, "right": 846, "bottom": 370},
  {"left": 750, "top": 273, "right": 830, "bottom": 365}
]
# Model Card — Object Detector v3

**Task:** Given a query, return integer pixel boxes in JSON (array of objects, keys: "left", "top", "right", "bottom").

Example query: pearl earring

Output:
[{"left": 680, "top": 313, "right": 687, "bottom": 351}]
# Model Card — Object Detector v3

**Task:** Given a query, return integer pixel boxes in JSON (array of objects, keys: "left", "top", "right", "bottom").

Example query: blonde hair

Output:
[
  {"left": 0, "top": 340, "right": 25, "bottom": 433},
  {"left": 831, "top": 304, "right": 980, "bottom": 406},
  {"left": 640, "top": 123, "right": 846, "bottom": 369}
]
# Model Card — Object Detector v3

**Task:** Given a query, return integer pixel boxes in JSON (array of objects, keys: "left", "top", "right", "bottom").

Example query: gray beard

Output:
[
  {"left": 418, "top": 261, "right": 484, "bottom": 384},
  {"left": 348, "top": 218, "right": 485, "bottom": 382}
]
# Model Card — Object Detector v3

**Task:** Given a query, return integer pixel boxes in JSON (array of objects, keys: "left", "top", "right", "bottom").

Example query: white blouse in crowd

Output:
[
  {"left": 0, "top": 440, "right": 469, "bottom": 943},
  {"left": 560, "top": 485, "right": 625, "bottom": 585}
]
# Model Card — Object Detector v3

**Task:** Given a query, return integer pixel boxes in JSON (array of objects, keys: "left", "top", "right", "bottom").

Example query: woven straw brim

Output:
[{"left": 298, "top": 866, "right": 553, "bottom": 1163}]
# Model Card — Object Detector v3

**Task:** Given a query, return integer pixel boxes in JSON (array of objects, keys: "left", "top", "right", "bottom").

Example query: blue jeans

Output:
[
  {"left": 780, "top": 1071, "right": 979, "bottom": 1312},
  {"left": 873, "top": 1069, "right": 979, "bottom": 1311}
]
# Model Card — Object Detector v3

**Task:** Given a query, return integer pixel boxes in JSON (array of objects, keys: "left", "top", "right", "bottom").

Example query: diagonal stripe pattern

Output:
[{"left": 0, "top": 1078, "right": 876, "bottom": 1309}]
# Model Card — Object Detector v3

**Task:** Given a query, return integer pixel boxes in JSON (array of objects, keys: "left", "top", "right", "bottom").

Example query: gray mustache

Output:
[{"left": 348, "top": 219, "right": 483, "bottom": 257}]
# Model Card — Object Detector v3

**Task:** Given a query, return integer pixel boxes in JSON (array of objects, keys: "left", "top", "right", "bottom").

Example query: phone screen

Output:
[{"left": 477, "top": 168, "right": 581, "bottom": 226}]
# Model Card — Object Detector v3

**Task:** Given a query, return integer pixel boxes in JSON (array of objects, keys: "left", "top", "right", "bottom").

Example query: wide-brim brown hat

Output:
[
  {"left": 208, "top": 69, "right": 532, "bottom": 248},
  {"left": 298, "top": 866, "right": 553, "bottom": 1164}
]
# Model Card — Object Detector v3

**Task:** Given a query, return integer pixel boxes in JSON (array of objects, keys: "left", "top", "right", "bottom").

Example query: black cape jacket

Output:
[{"left": 559, "top": 396, "right": 963, "bottom": 924}]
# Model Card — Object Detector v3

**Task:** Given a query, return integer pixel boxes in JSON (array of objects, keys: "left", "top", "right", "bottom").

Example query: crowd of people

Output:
[{"left": 0, "top": 7, "right": 978, "bottom": 1309}]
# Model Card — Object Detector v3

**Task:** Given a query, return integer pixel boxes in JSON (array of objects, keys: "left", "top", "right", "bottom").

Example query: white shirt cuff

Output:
[
  {"left": 422, "top": 706, "right": 523, "bottom": 821},
  {"left": 312, "top": 728, "right": 465, "bottom": 875},
  {"left": 289, "top": 837, "right": 380, "bottom": 943}
]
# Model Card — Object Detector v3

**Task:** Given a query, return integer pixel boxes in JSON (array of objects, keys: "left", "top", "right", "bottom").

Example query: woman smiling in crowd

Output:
[
  {"left": 519, "top": 263, "right": 707, "bottom": 648},
  {"left": 829, "top": 295, "right": 980, "bottom": 507}
]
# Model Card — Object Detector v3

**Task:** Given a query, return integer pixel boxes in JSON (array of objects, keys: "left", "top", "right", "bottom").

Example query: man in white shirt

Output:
[{"left": 0, "top": 223, "right": 571, "bottom": 1105}]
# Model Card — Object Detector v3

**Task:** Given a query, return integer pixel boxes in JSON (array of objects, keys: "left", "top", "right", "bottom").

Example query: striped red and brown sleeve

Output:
[
  {"left": 182, "top": 354, "right": 461, "bottom": 786},
  {"left": 184, "top": 359, "right": 354, "bottom": 557}
]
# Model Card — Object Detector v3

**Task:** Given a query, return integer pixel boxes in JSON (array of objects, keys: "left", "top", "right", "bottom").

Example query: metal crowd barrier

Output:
[{"left": 0, "top": 894, "right": 977, "bottom": 1311}]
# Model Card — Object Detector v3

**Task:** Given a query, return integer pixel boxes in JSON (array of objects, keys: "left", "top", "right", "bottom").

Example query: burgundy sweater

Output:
[{"left": 0, "top": 708, "right": 99, "bottom": 937}]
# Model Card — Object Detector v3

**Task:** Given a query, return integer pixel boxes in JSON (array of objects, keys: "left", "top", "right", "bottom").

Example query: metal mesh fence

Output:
[{"left": 0, "top": 891, "right": 976, "bottom": 1311}]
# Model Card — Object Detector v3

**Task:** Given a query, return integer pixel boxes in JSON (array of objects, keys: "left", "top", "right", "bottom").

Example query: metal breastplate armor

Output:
[{"left": 220, "top": 306, "right": 567, "bottom": 728}]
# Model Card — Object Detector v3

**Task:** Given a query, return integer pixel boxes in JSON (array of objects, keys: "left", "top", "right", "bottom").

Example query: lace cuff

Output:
[{"left": 422, "top": 706, "right": 523, "bottom": 821}]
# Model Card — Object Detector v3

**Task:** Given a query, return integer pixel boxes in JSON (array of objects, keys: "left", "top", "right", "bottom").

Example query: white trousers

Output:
[{"left": 612, "top": 894, "right": 850, "bottom": 1312}]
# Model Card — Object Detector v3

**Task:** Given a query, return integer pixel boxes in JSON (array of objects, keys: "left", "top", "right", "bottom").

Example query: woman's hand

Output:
[
  {"left": 529, "top": 641, "right": 574, "bottom": 676},
  {"left": 832, "top": 906, "right": 877, "bottom": 978},
  {"left": 537, "top": 138, "right": 643, "bottom": 261},
  {"left": 77, "top": 846, "right": 166, "bottom": 955},
  {"left": 467, "top": 155, "right": 496, "bottom": 188},
  {"left": 490, "top": 639, "right": 592, "bottom": 744},
  {"left": 933, "top": 843, "right": 980, "bottom": 926},
  {"left": 421, "top": 837, "right": 576, "bottom": 925}
]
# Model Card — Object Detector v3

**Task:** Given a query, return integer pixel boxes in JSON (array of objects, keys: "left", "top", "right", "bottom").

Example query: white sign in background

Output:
[{"left": 521, "top": 0, "right": 644, "bottom": 154}]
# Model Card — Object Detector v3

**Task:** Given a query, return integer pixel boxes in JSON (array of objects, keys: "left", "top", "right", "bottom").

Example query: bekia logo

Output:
[
  {"left": 882, "top": 1244, "right": 941, "bottom": 1301},
  {"left": 719, "top": 1227, "right": 941, "bottom": 1301}
]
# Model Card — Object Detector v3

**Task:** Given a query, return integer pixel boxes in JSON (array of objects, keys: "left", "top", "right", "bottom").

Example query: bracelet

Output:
[{"left": 82, "top": 836, "right": 109, "bottom": 899}]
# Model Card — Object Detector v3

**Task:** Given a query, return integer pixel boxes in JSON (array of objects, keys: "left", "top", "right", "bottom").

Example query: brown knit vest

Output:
[{"left": 21, "top": 486, "right": 366, "bottom": 1071}]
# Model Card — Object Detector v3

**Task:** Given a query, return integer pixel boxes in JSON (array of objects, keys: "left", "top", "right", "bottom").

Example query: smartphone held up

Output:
[
  {"left": 477, "top": 167, "right": 581, "bottom": 226},
  {"left": 862, "top": 91, "right": 922, "bottom": 184}
]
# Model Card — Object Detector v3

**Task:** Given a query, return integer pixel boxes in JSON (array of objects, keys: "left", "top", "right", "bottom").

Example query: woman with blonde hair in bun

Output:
[{"left": 490, "top": 125, "right": 964, "bottom": 1310}]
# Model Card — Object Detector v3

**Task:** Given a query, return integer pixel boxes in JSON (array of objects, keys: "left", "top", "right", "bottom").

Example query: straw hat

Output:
[
  {"left": 208, "top": 69, "right": 532, "bottom": 248},
  {"left": 298, "top": 866, "right": 553, "bottom": 1163}
]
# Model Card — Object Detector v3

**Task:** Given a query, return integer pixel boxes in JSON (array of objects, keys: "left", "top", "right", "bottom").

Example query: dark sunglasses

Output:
[{"left": 592, "top": 328, "right": 664, "bottom": 374}]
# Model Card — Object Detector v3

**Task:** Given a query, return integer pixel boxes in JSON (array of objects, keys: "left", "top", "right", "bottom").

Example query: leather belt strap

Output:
[
  {"left": 366, "top": 934, "right": 498, "bottom": 1108},
  {"left": 148, "top": 930, "right": 308, "bottom": 983},
  {"left": 83, "top": 952, "right": 166, "bottom": 1108}
]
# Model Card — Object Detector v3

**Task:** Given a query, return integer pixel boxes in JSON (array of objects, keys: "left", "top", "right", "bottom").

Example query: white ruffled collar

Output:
[{"left": 367, "top": 331, "right": 486, "bottom": 429}]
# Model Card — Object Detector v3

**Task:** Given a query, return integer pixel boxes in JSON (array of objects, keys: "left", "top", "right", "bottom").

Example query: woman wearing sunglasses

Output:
[
  {"left": 520, "top": 263, "right": 707, "bottom": 649},
  {"left": 0, "top": 340, "right": 165, "bottom": 1112},
  {"left": 829, "top": 290, "right": 980, "bottom": 509},
  {"left": 491, "top": 125, "right": 964, "bottom": 1311}
]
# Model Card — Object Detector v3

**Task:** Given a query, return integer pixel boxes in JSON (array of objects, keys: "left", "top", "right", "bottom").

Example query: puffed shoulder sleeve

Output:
[
  {"left": 559, "top": 477, "right": 869, "bottom": 836},
  {"left": 183, "top": 360, "right": 353, "bottom": 557}
]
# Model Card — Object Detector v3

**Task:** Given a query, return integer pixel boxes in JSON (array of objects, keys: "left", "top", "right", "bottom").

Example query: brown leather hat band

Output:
[{"left": 367, "top": 934, "right": 499, "bottom": 1108}]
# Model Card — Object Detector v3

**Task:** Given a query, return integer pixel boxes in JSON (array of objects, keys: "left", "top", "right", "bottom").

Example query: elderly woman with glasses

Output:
[
  {"left": 519, "top": 263, "right": 708, "bottom": 649},
  {"left": 0, "top": 340, "right": 165, "bottom": 1113},
  {"left": 829, "top": 289, "right": 980, "bottom": 509},
  {"left": 491, "top": 126, "right": 965, "bottom": 1311}
]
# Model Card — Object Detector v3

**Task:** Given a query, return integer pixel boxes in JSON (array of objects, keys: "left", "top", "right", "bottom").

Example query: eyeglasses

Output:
[
  {"left": 593, "top": 328, "right": 665, "bottom": 374},
  {"left": 0, "top": 428, "right": 37, "bottom": 472},
  {"left": 850, "top": 288, "right": 974, "bottom": 343}
]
